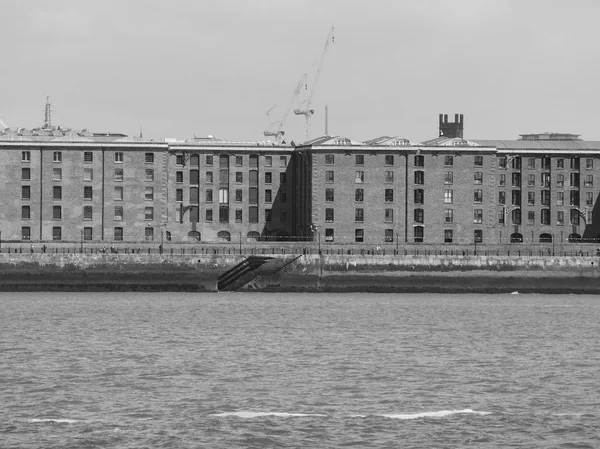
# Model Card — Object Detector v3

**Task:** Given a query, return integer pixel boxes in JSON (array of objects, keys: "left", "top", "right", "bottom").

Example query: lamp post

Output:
[
  {"left": 80, "top": 230, "right": 83, "bottom": 253},
  {"left": 160, "top": 230, "right": 164, "bottom": 254},
  {"left": 318, "top": 230, "right": 321, "bottom": 255},
  {"left": 239, "top": 232, "right": 242, "bottom": 254}
]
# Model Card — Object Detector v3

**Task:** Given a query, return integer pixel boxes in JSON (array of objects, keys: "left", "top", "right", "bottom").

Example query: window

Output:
[
  {"left": 586, "top": 158, "right": 593, "bottom": 169},
  {"left": 588, "top": 210, "right": 593, "bottom": 224},
  {"left": 190, "top": 206, "right": 199, "bottom": 223},
  {"left": 115, "top": 152, "right": 123, "bottom": 163},
  {"left": 512, "top": 173, "right": 521, "bottom": 187},
  {"left": 176, "top": 189, "right": 183, "bottom": 202},
  {"left": 541, "top": 190, "right": 550, "bottom": 206},
  {"left": 114, "top": 206, "right": 123, "bottom": 221},
  {"left": 52, "top": 227, "right": 61, "bottom": 241},
  {"left": 385, "top": 189, "right": 394, "bottom": 202},
  {"left": 206, "top": 155, "right": 213, "bottom": 166},
  {"left": 570, "top": 173, "right": 580, "bottom": 187},
  {"left": 355, "top": 189, "right": 364, "bottom": 202},
  {"left": 53, "top": 151, "right": 62, "bottom": 163},
  {"left": 84, "top": 168, "right": 93, "bottom": 181},
  {"left": 570, "top": 158, "right": 580, "bottom": 170},
  {"left": 528, "top": 211, "right": 535, "bottom": 225},
  {"left": 265, "top": 209, "right": 272, "bottom": 222},
  {"left": 474, "top": 230, "right": 483, "bottom": 243},
  {"left": 474, "top": 189, "right": 483, "bottom": 203},
  {"left": 415, "top": 189, "right": 424, "bottom": 204},
  {"left": 206, "top": 209, "right": 213, "bottom": 221},
  {"left": 355, "top": 154, "right": 364, "bottom": 165},
  {"left": 235, "top": 209, "right": 242, "bottom": 222},
  {"left": 355, "top": 171, "right": 364, "bottom": 183},
  {"left": 385, "top": 155, "right": 394, "bottom": 166},
  {"left": 498, "top": 210, "right": 505, "bottom": 224},
  {"left": 355, "top": 208, "right": 364, "bottom": 222},
  {"left": 205, "top": 171, "right": 213, "bottom": 184},
  {"left": 83, "top": 206, "right": 92, "bottom": 221},
  {"left": 498, "top": 157, "right": 507, "bottom": 169},
  {"left": 235, "top": 172, "right": 243, "bottom": 183},
  {"left": 22, "top": 226, "right": 31, "bottom": 240},
  {"left": 114, "top": 227, "right": 123, "bottom": 241},
  {"left": 414, "top": 208, "right": 423, "bottom": 223},
  {"left": 384, "top": 229, "right": 394, "bottom": 243},
  {"left": 265, "top": 156, "right": 272, "bottom": 167},
  {"left": 528, "top": 174, "right": 535, "bottom": 187},
  {"left": 53, "top": 205, "right": 61, "bottom": 220},
  {"left": 444, "top": 189, "right": 453, "bottom": 203},
  {"left": 22, "top": 206, "right": 30, "bottom": 219},
  {"left": 444, "top": 229, "right": 453, "bottom": 243},
  {"left": 326, "top": 171, "right": 334, "bottom": 183},
  {"left": 414, "top": 155, "right": 424, "bottom": 167},
  {"left": 585, "top": 175, "right": 593, "bottom": 187},
  {"left": 444, "top": 209, "right": 453, "bottom": 223},
  {"left": 279, "top": 156, "right": 287, "bottom": 167},
  {"left": 541, "top": 157, "right": 550, "bottom": 170},
  {"left": 145, "top": 187, "right": 154, "bottom": 201},
  {"left": 541, "top": 209, "right": 550, "bottom": 225},
  {"left": 557, "top": 191, "right": 564, "bottom": 206},
  {"left": 414, "top": 171, "right": 424, "bottom": 185},
  {"left": 236, "top": 155, "right": 243, "bottom": 166},
  {"left": 218, "top": 187, "right": 228, "bottom": 204},
  {"left": 325, "top": 188, "right": 334, "bottom": 202},
  {"left": 499, "top": 174, "right": 506, "bottom": 186},
  {"left": 512, "top": 157, "right": 521, "bottom": 169},
  {"left": 220, "top": 169, "right": 228, "bottom": 184},
  {"left": 53, "top": 186, "right": 62, "bottom": 200},
  {"left": 323, "top": 208, "right": 334, "bottom": 222},
  {"left": 541, "top": 173, "right": 550, "bottom": 187},
  {"left": 280, "top": 173, "right": 287, "bottom": 184},
  {"left": 206, "top": 189, "right": 213, "bottom": 202},
  {"left": 385, "top": 171, "right": 394, "bottom": 183},
  {"left": 444, "top": 156, "right": 453, "bottom": 166},
  {"left": 557, "top": 174, "right": 564, "bottom": 187},
  {"left": 53, "top": 168, "right": 62, "bottom": 181},
  {"left": 265, "top": 189, "right": 273, "bottom": 203},
  {"left": 414, "top": 226, "right": 424, "bottom": 243},
  {"left": 355, "top": 229, "right": 364, "bottom": 243},
  {"left": 557, "top": 210, "right": 564, "bottom": 225},
  {"left": 22, "top": 185, "right": 31, "bottom": 200},
  {"left": 249, "top": 206, "right": 258, "bottom": 223},
  {"left": 474, "top": 155, "right": 483, "bottom": 166},
  {"left": 175, "top": 208, "right": 182, "bottom": 223},
  {"left": 445, "top": 171, "right": 453, "bottom": 184},
  {"left": 22, "top": 151, "right": 31, "bottom": 162},
  {"left": 474, "top": 209, "right": 483, "bottom": 223},
  {"left": 557, "top": 158, "right": 564, "bottom": 169},
  {"left": 250, "top": 170, "right": 259, "bottom": 185},
  {"left": 249, "top": 187, "right": 258, "bottom": 204},
  {"left": 22, "top": 167, "right": 30, "bottom": 180},
  {"left": 527, "top": 158, "right": 535, "bottom": 169},
  {"left": 586, "top": 191, "right": 594, "bottom": 206},
  {"left": 281, "top": 190, "right": 287, "bottom": 203},
  {"left": 325, "top": 228, "right": 334, "bottom": 243},
  {"left": 114, "top": 186, "right": 123, "bottom": 201},
  {"left": 145, "top": 228, "right": 154, "bottom": 241},
  {"left": 512, "top": 190, "right": 521, "bottom": 206},
  {"left": 528, "top": 191, "right": 535, "bottom": 205},
  {"left": 84, "top": 152, "right": 93, "bottom": 163},
  {"left": 385, "top": 208, "right": 394, "bottom": 222},
  {"left": 265, "top": 172, "right": 272, "bottom": 184},
  {"left": 144, "top": 207, "right": 154, "bottom": 220},
  {"left": 145, "top": 169, "right": 154, "bottom": 182},
  {"left": 570, "top": 209, "right": 580, "bottom": 225},
  {"left": 176, "top": 154, "right": 184, "bottom": 165},
  {"left": 220, "top": 206, "right": 229, "bottom": 223},
  {"left": 498, "top": 191, "right": 506, "bottom": 205},
  {"left": 570, "top": 190, "right": 580, "bottom": 206},
  {"left": 512, "top": 209, "right": 521, "bottom": 225},
  {"left": 190, "top": 154, "right": 199, "bottom": 166},
  {"left": 235, "top": 189, "right": 242, "bottom": 202},
  {"left": 474, "top": 172, "right": 483, "bottom": 184},
  {"left": 114, "top": 169, "right": 124, "bottom": 182},
  {"left": 84, "top": 186, "right": 92, "bottom": 200}
]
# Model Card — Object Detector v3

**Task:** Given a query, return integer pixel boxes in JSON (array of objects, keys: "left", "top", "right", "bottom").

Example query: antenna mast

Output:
[{"left": 44, "top": 96, "right": 52, "bottom": 129}]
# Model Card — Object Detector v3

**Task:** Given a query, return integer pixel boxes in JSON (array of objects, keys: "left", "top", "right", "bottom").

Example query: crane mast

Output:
[
  {"left": 294, "top": 26, "right": 335, "bottom": 141},
  {"left": 264, "top": 73, "right": 307, "bottom": 143}
]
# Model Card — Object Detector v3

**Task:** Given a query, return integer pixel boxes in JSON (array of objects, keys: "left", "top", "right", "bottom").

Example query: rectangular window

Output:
[
  {"left": 570, "top": 209, "right": 580, "bottom": 225},
  {"left": 385, "top": 171, "right": 394, "bottom": 183},
  {"left": 145, "top": 169, "right": 154, "bottom": 182},
  {"left": 84, "top": 152, "right": 93, "bottom": 163},
  {"left": 205, "top": 171, "right": 213, "bottom": 184},
  {"left": 444, "top": 189, "right": 453, "bottom": 203},
  {"left": 22, "top": 185, "right": 31, "bottom": 200},
  {"left": 325, "top": 188, "right": 334, "bottom": 202},
  {"left": 114, "top": 168, "right": 124, "bottom": 182},
  {"left": 474, "top": 172, "right": 483, "bottom": 184},
  {"left": 445, "top": 172, "right": 453, "bottom": 184},
  {"left": 474, "top": 209, "right": 483, "bottom": 223},
  {"left": 114, "top": 227, "right": 123, "bottom": 241},
  {"left": 84, "top": 186, "right": 92, "bottom": 200},
  {"left": 249, "top": 187, "right": 258, "bottom": 204},
  {"left": 206, "top": 155, "right": 213, "bottom": 166},
  {"left": 114, "top": 152, "right": 123, "bottom": 163},
  {"left": 541, "top": 173, "right": 550, "bottom": 187},
  {"left": 22, "top": 226, "right": 31, "bottom": 240},
  {"left": 145, "top": 187, "right": 154, "bottom": 201},
  {"left": 512, "top": 190, "right": 521, "bottom": 206},
  {"left": 588, "top": 211, "right": 593, "bottom": 224},
  {"left": 206, "top": 209, "right": 213, "bottom": 221},
  {"left": 280, "top": 173, "right": 287, "bottom": 184},
  {"left": 325, "top": 228, "right": 334, "bottom": 242},
  {"left": 265, "top": 208, "right": 272, "bottom": 222},
  {"left": 22, "top": 151, "right": 31, "bottom": 162},
  {"left": 557, "top": 210, "right": 564, "bottom": 225},
  {"left": 498, "top": 157, "right": 506, "bottom": 169},
  {"left": 114, "top": 206, "right": 123, "bottom": 221},
  {"left": 265, "top": 156, "right": 272, "bottom": 167},
  {"left": 236, "top": 155, "right": 243, "bottom": 166},
  {"left": 570, "top": 190, "right": 580, "bottom": 206},
  {"left": 570, "top": 173, "right": 580, "bottom": 187},
  {"left": 528, "top": 211, "right": 535, "bottom": 225},
  {"left": 355, "top": 171, "right": 364, "bottom": 183},
  {"left": 53, "top": 185, "right": 62, "bottom": 200},
  {"left": 444, "top": 229, "right": 453, "bottom": 243},
  {"left": 145, "top": 228, "right": 154, "bottom": 241},
  {"left": 474, "top": 155, "right": 483, "bottom": 166},
  {"left": 22, "top": 167, "right": 30, "bottom": 180},
  {"left": 414, "top": 171, "right": 424, "bottom": 185},
  {"left": 53, "top": 205, "right": 61, "bottom": 220},
  {"left": 414, "top": 189, "right": 424, "bottom": 204},
  {"left": 175, "top": 208, "right": 181, "bottom": 223},
  {"left": 512, "top": 209, "right": 521, "bottom": 225},
  {"left": 444, "top": 209, "right": 453, "bottom": 223},
  {"left": 265, "top": 172, "right": 272, "bottom": 184},
  {"left": 176, "top": 188, "right": 183, "bottom": 202},
  {"left": 325, "top": 171, "right": 334, "bottom": 183},
  {"left": 528, "top": 174, "right": 535, "bottom": 187},
  {"left": 414, "top": 226, "right": 424, "bottom": 243},
  {"left": 235, "top": 189, "right": 242, "bottom": 202},
  {"left": 557, "top": 191, "right": 564, "bottom": 206},
  {"left": 414, "top": 208, "right": 423, "bottom": 223},
  {"left": 175, "top": 171, "right": 183, "bottom": 183},
  {"left": 474, "top": 230, "right": 483, "bottom": 243},
  {"left": 586, "top": 158, "right": 593, "bottom": 169},
  {"left": 512, "top": 157, "right": 521, "bottom": 169},
  {"left": 265, "top": 189, "right": 273, "bottom": 203},
  {"left": 279, "top": 156, "right": 287, "bottom": 167},
  {"left": 235, "top": 209, "right": 242, "bottom": 222},
  {"left": 52, "top": 227, "right": 61, "bottom": 241},
  {"left": 249, "top": 206, "right": 258, "bottom": 223},
  {"left": 557, "top": 158, "right": 564, "bottom": 169},
  {"left": 541, "top": 209, "right": 550, "bottom": 225},
  {"left": 585, "top": 175, "right": 593, "bottom": 187},
  {"left": 22, "top": 206, "right": 30, "bottom": 220},
  {"left": 444, "top": 156, "right": 453, "bottom": 166},
  {"left": 84, "top": 168, "right": 93, "bottom": 181},
  {"left": 414, "top": 155, "right": 424, "bottom": 167},
  {"left": 586, "top": 191, "right": 594, "bottom": 206},
  {"left": 176, "top": 154, "right": 184, "bottom": 166},
  {"left": 235, "top": 172, "right": 243, "bottom": 183},
  {"left": 355, "top": 154, "right": 364, "bottom": 165},
  {"left": 385, "top": 189, "right": 394, "bottom": 202},
  {"left": 474, "top": 189, "right": 483, "bottom": 203},
  {"left": 114, "top": 186, "right": 123, "bottom": 201},
  {"left": 528, "top": 191, "right": 535, "bottom": 205},
  {"left": 53, "top": 151, "right": 62, "bottom": 163},
  {"left": 325, "top": 208, "right": 334, "bottom": 222},
  {"left": 557, "top": 174, "right": 564, "bottom": 187},
  {"left": 385, "top": 208, "right": 394, "bottom": 222},
  {"left": 498, "top": 191, "right": 506, "bottom": 204},
  {"left": 498, "top": 210, "right": 505, "bottom": 224},
  {"left": 541, "top": 190, "right": 550, "bottom": 206},
  {"left": 53, "top": 168, "right": 62, "bottom": 181},
  {"left": 499, "top": 174, "right": 506, "bottom": 186},
  {"left": 512, "top": 173, "right": 521, "bottom": 187},
  {"left": 219, "top": 206, "right": 229, "bottom": 223},
  {"left": 83, "top": 205, "right": 93, "bottom": 221},
  {"left": 355, "top": 229, "right": 364, "bottom": 243},
  {"left": 144, "top": 206, "right": 154, "bottom": 220},
  {"left": 355, "top": 189, "right": 364, "bottom": 202},
  {"left": 527, "top": 158, "right": 535, "bottom": 169},
  {"left": 220, "top": 169, "right": 228, "bottom": 184},
  {"left": 206, "top": 189, "right": 213, "bottom": 202},
  {"left": 385, "top": 155, "right": 394, "bottom": 166},
  {"left": 325, "top": 154, "right": 336, "bottom": 165},
  {"left": 355, "top": 208, "right": 364, "bottom": 222},
  {"left": 571, "top": 158, "right": 580, "bottom": 170}
]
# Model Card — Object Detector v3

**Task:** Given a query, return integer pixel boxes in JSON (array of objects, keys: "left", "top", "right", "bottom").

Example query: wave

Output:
[
  {"left": 212, "top": 412, "right": 327, "bottom": 418},
  {"left": 382, "top": 409, "right": 491, "bottom": 420},
  {"left": 28, "top": 418, "right": 80, "bottom": 424}
]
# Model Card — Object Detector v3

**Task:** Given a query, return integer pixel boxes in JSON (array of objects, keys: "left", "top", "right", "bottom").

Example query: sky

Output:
[{"left": 1, "top": 0, "right": 600, "bottom": 143}]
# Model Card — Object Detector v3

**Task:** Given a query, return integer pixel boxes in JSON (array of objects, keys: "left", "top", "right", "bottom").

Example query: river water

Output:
[{"left": 1, "top": 292, "right": 599, "bottom": 448}]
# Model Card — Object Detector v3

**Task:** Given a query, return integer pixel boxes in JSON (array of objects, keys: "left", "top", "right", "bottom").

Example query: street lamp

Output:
[
  {"left": 160, "top": 230, "right": 164, "bottom": 254},
  {"left": 239, "top": 232, "right": 242, "bottom": 254}
]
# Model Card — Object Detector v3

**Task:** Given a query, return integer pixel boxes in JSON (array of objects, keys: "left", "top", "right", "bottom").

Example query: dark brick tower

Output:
[{"left": 439, "top": 113, "right": 464, "bottom": 138}]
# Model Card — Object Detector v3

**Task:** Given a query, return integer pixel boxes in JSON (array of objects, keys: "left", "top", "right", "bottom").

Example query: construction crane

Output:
[
  {"left": 264, "top": 72, "right": 307, "bottom": 143},
  {"left": 294, "top": 26, "right": 335, "bottom": 141},
  {"left": 0, "top": 118, "right": 8, "bottom": 130}
]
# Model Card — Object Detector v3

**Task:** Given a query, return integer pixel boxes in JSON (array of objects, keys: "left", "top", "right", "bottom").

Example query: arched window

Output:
[
  {"left": 166, "top": 231, "right": 172, "bottom": 241},
  {"left": 218, "top": 231, "right": 231, "bottom": 242},
  {"left": 246, "top": 231, "right": 260, "bottom": 242},
  {"left": 187, "top": 231, "right": 200, "bottom": 241},
  {"left": 568, "top": 233, "right": 581, "bottom": 243},
  {"left": 539, "top": 233, "right": 553, "bottom": 243},
  {"left": 510, "top": 233, "right": 523, "bottom": 243}
]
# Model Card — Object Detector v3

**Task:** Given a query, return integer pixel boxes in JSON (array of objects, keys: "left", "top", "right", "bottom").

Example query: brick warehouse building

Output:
[{"left": 2, "top": 114, "right": 600, "bottom": 245}]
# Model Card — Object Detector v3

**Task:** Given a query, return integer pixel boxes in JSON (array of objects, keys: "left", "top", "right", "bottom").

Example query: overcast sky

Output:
[{"left": 1, "top": 0, "right": 599, "bottom": 143}]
